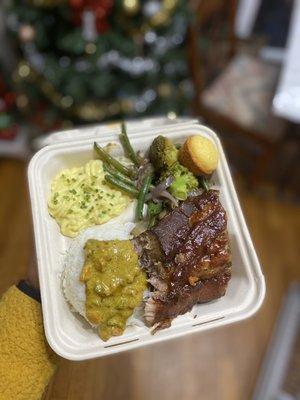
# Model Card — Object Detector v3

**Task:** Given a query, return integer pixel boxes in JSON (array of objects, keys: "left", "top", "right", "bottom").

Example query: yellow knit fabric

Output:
[{"left": 0, "top": 286, "right": 58, "bottom": 400}]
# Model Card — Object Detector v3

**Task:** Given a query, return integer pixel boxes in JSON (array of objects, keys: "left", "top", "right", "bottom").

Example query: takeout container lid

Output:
[
  {"left": 33, "top": 116, "right": 199, "bottom": 149},
  {"left": 28, "top": 119, "right": 265, "bottom": 360}
]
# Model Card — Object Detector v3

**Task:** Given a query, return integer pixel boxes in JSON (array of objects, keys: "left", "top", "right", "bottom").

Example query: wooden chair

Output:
[{"left": 187, "top": 0, "right": 290, "bottom": 186}]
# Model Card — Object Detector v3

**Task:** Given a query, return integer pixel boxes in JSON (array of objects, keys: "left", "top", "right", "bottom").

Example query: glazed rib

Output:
[{"left": 134, "top": 190, "right": 231, "bottom": 328}]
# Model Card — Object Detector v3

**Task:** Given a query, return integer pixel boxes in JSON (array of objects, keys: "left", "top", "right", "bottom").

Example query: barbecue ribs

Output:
[{"left": 134, "top": 190, "right": 231, "bottom": 329}]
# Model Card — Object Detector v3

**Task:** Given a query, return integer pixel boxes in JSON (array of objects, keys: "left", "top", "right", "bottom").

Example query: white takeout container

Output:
[{"left": 28, "top": 120, "right": 265, "bottom": 361}]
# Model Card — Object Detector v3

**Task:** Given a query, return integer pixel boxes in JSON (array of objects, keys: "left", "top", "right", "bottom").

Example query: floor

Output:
[{"left": 0, "top": 158, "right": 299, "bottom": 400}]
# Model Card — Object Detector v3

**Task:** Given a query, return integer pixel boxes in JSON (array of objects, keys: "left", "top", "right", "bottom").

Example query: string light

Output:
[
  {"left": 18, "top": 64, "right": 30, "bottom": 78},
  {"left": 85, "top": 43, "right": 97, "bottom": 54}
]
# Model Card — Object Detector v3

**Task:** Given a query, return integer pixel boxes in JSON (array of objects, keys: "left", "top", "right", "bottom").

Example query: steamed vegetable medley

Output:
[
  {"left": 49, "top": 123, "right": 219, "bottom": 236},
  {"left": 93, "top": 124, "right": 219, "bottom": 228}
]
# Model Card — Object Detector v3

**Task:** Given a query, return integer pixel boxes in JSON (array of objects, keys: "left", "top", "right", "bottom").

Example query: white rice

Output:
[{"left": 61, "top": 201, "right": 146, "bottom": 328}]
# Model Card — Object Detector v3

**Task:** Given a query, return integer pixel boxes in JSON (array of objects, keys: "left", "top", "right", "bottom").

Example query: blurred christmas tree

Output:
[{"left": 6, "top": 0, "right": 193, "bottom": 133}]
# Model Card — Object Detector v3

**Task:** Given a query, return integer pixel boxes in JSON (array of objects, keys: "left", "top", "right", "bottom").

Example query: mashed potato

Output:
[{"left": 48, "top": 160, "right": 132, "bottom": 237}]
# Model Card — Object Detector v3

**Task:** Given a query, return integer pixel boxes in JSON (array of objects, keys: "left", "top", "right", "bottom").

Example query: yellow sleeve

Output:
[{"left": 0, "top": 286, "right": 59, "bottom": 400}]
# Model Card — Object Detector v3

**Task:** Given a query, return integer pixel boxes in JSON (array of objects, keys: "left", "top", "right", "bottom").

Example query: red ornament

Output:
[
  {"left": 0, "top": 77, "right": 16, "bottom": 112},
  {"left": 0, "top": 80, "right": 6, "bottom": 94},
  {"left": 28, "top": 103, "right": 64, "bottom": 132},
  {"left": 69, "top": 0, "right": 114, "bottom": 33},
  {"left": 0, "top": 125, "right": 18, "bottom": 141},
  {"left": 4, "top": 92, "right": 16, "bottom": 109},
  {"left": 0, "top": 74, "right": 18, "bottom": 141}
]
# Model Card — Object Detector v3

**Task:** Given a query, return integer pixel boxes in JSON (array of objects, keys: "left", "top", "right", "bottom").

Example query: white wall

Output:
[{"left": 235, "top": 0, "right": 262, "bottom": 38}]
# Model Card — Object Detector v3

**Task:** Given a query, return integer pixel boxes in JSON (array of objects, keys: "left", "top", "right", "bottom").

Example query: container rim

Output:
[{"left": 28, "top": 121, "right": 265, "bottom": 360}]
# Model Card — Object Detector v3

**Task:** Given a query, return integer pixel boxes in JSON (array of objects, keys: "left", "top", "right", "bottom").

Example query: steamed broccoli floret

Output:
[
  {"left": 149, "top": 135, "right": 178, "bottom": 171},
  {"left": 149, "top": 136, "right": 198, "bottom": 201},
  {"left": 147, "top": 201, "right": 163, "bottom": 227},
  {"left": 160, "top": 162, "right": 198, "bottom": 201}
]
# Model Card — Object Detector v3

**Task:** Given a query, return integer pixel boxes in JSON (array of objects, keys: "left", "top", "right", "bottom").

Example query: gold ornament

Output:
[
  {"left": 158, "top": 83, "right": 172, "bottom": 97},
  {"left": 19, "top": 25, "right": 35, "bottom": 42},
  {"left": 85, "top": 43, "right": 97, "bottom": 55},
  {"left": 150, "top": 11, "right": 169, "bottom": 27},
  {"left": 61, "top": 95, "right": 74, "bottom": 109},
  {"left": 76, "top": 102, "right": 106, "bottom": 120},
  {"left": 164, "top": 0, "right": 178, "bottom": 12},
  {"left": 123, "top": 0, "right": 140, "bottom": 16},
  {"left": 18, "top": 62, "right": 31, "bottom": 79},
  {"left": 16, "top": 94, "right": 29, "bottom": 109},
  {"left": 120, "top": 99, "right": 134, "bottom": 113},
  {"left": 40, "top": 80, "right": 61, "bottom": 106},
  {"left": 149, "top": 0, "right": 178, "bottom": 27}
]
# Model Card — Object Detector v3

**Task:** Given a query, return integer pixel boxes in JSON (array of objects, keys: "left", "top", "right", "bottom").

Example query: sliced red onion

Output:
[
  {"left": 145, "top": 175, "right": 177, "bottom": 207},
  {"left": 149, "top": 176, "right": 174, "bottom": 199}
]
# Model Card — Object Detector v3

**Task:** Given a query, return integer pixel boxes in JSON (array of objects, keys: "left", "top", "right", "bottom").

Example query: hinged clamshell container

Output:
[{"left": 28, "top": 120, "right": 265, "bottom": 360}]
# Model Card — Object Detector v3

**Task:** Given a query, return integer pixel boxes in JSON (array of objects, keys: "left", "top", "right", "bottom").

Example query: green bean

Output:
[
  {"left": 104, "top": 175, "right": 139, "bottom": 197},
  {"left": 119, "top": 122, "right": 140, "bottom": 166},
  {"left": 94, "top": 142, "right": 135, "bottom": 178},
  {"left": 103, "top": 163, "right": 137, "bottom": 189},
  {"left": 136, "top": 173, "right": 152, "bottom": 221}
]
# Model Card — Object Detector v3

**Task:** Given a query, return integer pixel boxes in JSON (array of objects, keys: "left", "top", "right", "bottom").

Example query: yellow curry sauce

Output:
[{"left": 80, "top": 239, "right": 147, "bottom": 341}]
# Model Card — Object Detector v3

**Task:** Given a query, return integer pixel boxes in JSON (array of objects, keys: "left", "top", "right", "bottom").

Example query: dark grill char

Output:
[{"left": 133, "top": 190, "right": 231, "bottom": 328}]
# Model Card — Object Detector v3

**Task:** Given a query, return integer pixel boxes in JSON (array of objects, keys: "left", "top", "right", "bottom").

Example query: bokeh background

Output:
[{"left": 0, "top": 0, "right": 299, "bottom": 399}]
